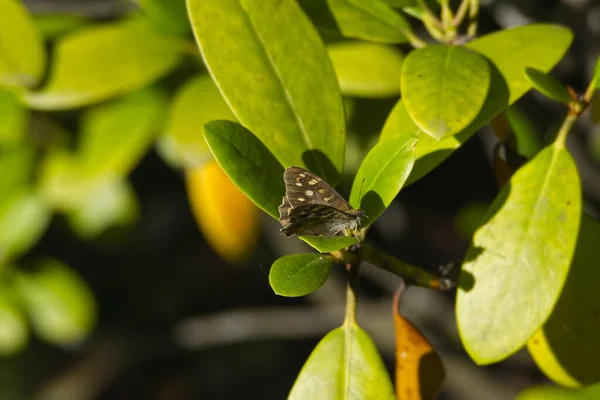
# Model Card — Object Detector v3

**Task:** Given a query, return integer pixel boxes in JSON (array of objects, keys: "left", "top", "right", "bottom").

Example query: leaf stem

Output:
[
  {"left": 360, "top": 242, "right": 453, "bottom": 290},
  {"left": 343, "top": 256, "right": 361, "bottom": 326},
  {"left": 467, "top": 0, "right": 479, "bottom": 38},
  {"left": 452, "top": 0, "right": 470, "bottom": 27},
  {"left": 554, "top": 112, "right": 578, "bottom": 148}
]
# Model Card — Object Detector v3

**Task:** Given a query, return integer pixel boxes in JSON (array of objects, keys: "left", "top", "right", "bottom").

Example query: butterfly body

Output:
[{"left": 278, "top": 167, "right": 364, "bottom": 238}]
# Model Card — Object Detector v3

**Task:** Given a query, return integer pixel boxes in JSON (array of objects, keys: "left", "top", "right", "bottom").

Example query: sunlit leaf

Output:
[
  {"left": 525, "top": 67, "right": 571, "bottom": 104},
  {"left": 269, "top": 253, "right": 335, "bottom": 297},
  {"left": 15, "top": 259, "right": 96, "bottom": 345},
  {"left": 23, "top": 18, "right": 183, "bottom": 109},
  {"left": 289, "top": 324, "right": 394, "bottom": 399},
  {"left": 349, "top": 138, "right": 416, "bottom": 226},
  {"left": 0, "top": 89, "right": 27, "bottom": 147},
  {"left": 457, "top": 144, "right": 582, "bottom": 364},
  {"left": 157, "top": 75, "right": 235, "bottom": 168},
  {"left": 0, "top": 0, "right": 45, "bottom": 88},
  {"left": 33, "top": 14, "right": 87, "bottom": 39},
  {"left": 301, "top": 236, "right": 359, "bottom": 253},
  {"left": 186, "top": 160, "right": 259, "bottom": 264},
  {"left": 328, "top": 42, "right": 404, "bottom": 98},
  {"left": 401, "top": 44, "right": 490, "bottom": 139},
  {"left": 527, "top": 215, "right": 600, "bottom": 387},
  {"left": 0, "top": 147, "right": 35, "bottom": 194},
  {"left": 188, "top": 0, "right": 345, "bottom": 183},
  {"left": 0, "top": 284, "right": 29, "bottom": 355}
]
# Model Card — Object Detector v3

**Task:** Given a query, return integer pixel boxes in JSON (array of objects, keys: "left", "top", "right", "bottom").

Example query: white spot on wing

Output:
[
  {"left": 308, "top": 179, "right": 318, "bottom": 185},
  {"left": 296, "top": 182, "right": 302, "bottom": 186},
  {"left": 298, "top": 197, "right": 306, "bottom": 202},
  {"left": 299, "top": 174, "right": 306, "bottom": 177},
  {"left": 305, "top": 190, "right": 314, "bottom": 196}
]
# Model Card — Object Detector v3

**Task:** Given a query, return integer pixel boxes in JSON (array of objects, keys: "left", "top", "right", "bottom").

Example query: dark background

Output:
[{"left": 6, "top": 0, "right": 600, "bottom": 399}]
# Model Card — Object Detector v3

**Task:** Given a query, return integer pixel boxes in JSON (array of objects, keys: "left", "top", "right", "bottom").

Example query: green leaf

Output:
[
  {"left": 0, "top": 147, "right": 35, "bottom": 194},
  {"left": 506, "top": 105, "right": 542, "bottom": 159},
  {"left": 14, "top": 259, "right": 96, "bottom": 345},
  {"left": 328, "top": 42, "right": 404, "bottom": 98},
  {"left": 204, "top": 120, "right": 285, "bottom": 219},
  {"left": 349, "top": 138, "right": 416, "bottom": 226},
  {"left": 67, "top": 179, "right": 139, "bottom": 239},
  {"left": 0, "top": 0, "right": 45, "bottom": 88},
  {"left": 289, "top": 324, "right": 395, "bottom": 399},
  {"left": 0, "top": 89, "right": 27, "bottom": 148},
  {"left": 138, "top": 0, "right": 191, "bottom": 36},
  {"left": 401, "top": 44, "right": 490, "bottom": 140},
  {"left": 325, "top": 0, "right": 411, "bottom": 43},
  {"left": 157, "top": 75, "right": 235, "bottom": 168},
  {"left": 78, "top": 87, "right": 166, "bottom": 177},
  {"left": 525, "top": 67, "right": 572, "bottom": 104},
  {"left": 0, "top": 285, "right": 29, "bottom": 355},
  {"left": 381, "top": 24, "right": 573, "bottom": 185},
  {"left": 22, "top": 18, "right": 183, "bottom": 110},
  {"left": 301, "top": 236, "right": 359, "bottom": 253},
  {"left": 188, "top": 0, "right": 345, "bottom": 184},
  {"left": 593, "top": 56, "right": 600, "bottom": 89},
  {"left": 33, "top": 14, "right": 87, "bottom": 39},
  {"left": 269, "top": 253, "right": 335, "bottom": 297},
  {"left": 0, "top": 188, "right": 51, "bottom": 265},
  {"left": 457, "top": 144, "right": 582, "bottom": 364},
  {"left": 527, "top": 215, "right": 600, "bottom": 386},
  {"left": 517, "top": 382, "right": 600, "bottom": 400}
]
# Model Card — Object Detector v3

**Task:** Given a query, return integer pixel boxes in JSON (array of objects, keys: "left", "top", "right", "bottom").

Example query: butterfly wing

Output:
[
  {"left": 280, "top": 204, "right": 356, "bottom": 237},
  {"left": 283, "top": 166, "right": 352, "bottom": 211}
]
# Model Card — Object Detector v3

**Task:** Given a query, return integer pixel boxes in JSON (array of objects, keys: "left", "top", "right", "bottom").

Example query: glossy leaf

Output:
[
  {"left": 0, "top": 89, "right": 27, "bottom": 147},
  {"left": 0, "top": 189, "right": 51, "bottom": 265},
  {"left": 525, "top": 67, "right": 571, "bottom": 104},
  {"left": 203, "top": 120, "right": 285, "bottom": 219},
  {"left": 381, "top": 24, "right": 572, "bottom": 185},
  {"left": 15, "top": 259, "right": 96, "bottom": 345},
  {"left": 517, "top": 383, "right": 600, "bottom": 400},
  {"left": 67, "top": 179, "right": 139, "bottom": 239},
  {"left": 394, "top": 287, "right": 444, "bottom": 399},
  {"left": 527, "top": 215, "right": 600, "bottom": 387},
  {"left": 188, "top": 0, "right": 345, "bottom": 183},
  {"left": 78, "top": 87, "right": 166, "bottom": 177},
  {"left": 138, "top": 0, "right": 191, "bottom": 36},
  {"left": 328, "top": 42, "right": 404, "bottom": 98},
  {"left": 349, "top": 138, "right": 415, "bottom": 226},
  {"left": 301, "top": 236, "right": 359, "bottom": 253},
  {"left": 33, "top": 14, "right": 87, "bottom": 39},
  {"left": 270, "top": 253, "right": 335, "bottom": 297},
  {"left": 186, "top": 161, "right": 259, "bottom": 264},
  {"left": 23, "top": 18, "right": 183, "bottom": 109},
  {"left": 325, "top": 0, "right": 411, "bottom": 43},
  {"left": 158, "top": 75, "right": 235, "bottom": 168},
  {"left": 0, "top": 0, "right": 45, "bottom": 88},
  {"left": 457, "top": 144, "right": 582, "bottom": 364},
  {"left": 0, "top": 285, "right": 29, "bottom": 355},
  {"left": 402, "top": 44, "right": 490, "bottom": 139},
  {"left": 289, "top": 324, "right": 394, "bottom": 399}
]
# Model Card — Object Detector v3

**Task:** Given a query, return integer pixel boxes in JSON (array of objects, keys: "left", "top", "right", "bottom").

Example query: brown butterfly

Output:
[{"left": 278, "top": 166, "right": 365, "bottom": 238}]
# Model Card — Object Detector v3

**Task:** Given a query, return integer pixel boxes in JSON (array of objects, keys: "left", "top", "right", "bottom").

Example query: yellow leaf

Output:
[{"left": 186, "top": 161, "right": 259, "bottom": 264}]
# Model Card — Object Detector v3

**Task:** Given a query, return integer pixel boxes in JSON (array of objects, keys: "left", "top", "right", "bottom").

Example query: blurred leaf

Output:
[
  {"left": 325, "top": 0, "right": 411, "bottom": 44},
  {"left": 327, "top": 42, "right": 404, "bottom": 98},
  {"left": 0, "top": 188, "right": 51, "bottom": 265},
  {"left": 301, "top": 236, "right": 358, "bottom": 253},
  {"left": 0, "top": 147, "right": 35, "bottom": 194},
  {"left": 203, "top": 120, "right": 284, "bottom": 219},
  {"left": 506, "top": 105, "right": 542, "bottom": 159},
  {"left": 349, "top": 138, "right": 416, "bottom": 227},
  {"left": 33, "top": 14, "right": 87, "bottom": 39},
  {"left": 0, "top": 284, "right": 29, "bottom": 355},
  {"left": 593, "top": 56, "right": 600, "bottom": 89},
  {"left": 78, "top": 87, "right": 166, "bottom": 177},
  {"left": 380, "top": 24, "right": 573, "bottom": 185},
  {"left": 289, "top": 324, "right": 394, "bottom": 399},
  {"left": 186, "top": 160, "right": 259, "bottom": 264},
  {"left": 15, "top": 259, "right": 96, "bottom": 345},
  {"left": 269, "top": 253, "right": 335, "bottom": 297},
  {"left": 401, "top": 44, "right": 490, "bottom": 140},
  {"left": 454, "top": 202, "right": 490, "bottom": 240},
  {"left": 23, "top": 18, "right": 183, "bottom": 110},
  {"left": 0, "top": 89, "right": 27, "bottom": 148},
  {"left": 394, "top": 287, "right": 444, "bottom": 399},
  {"left": 0, "top": 0, "right": 45, "bottom": 88},
  {"left": 525, "top": 67, "right": 571, "bottom": 104},
  {"left": 527, "top": 215, "right": 600, "bottom": 387},
  {"left": 67, "top": 179, "right": 139, "bottom": 240},
  {"left": 457, "top": 144, "right": 581, "bottom": 364},
  {"left": 517, "top": 382, "right": 600, "bottom": 400},
  {"left": 188, "top": 0, "right": 345, "bottom": 184},
  {"left": 158, "top": 75, "right": 235, "bottom": 168},
  {"left": 137, "top": 0, "right": 191, "bottom": 36}
]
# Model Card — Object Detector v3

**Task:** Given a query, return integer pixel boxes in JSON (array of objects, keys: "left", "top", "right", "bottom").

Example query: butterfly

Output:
[{"left": 278, "top": 166, "right": 365, "bottom": 238}]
